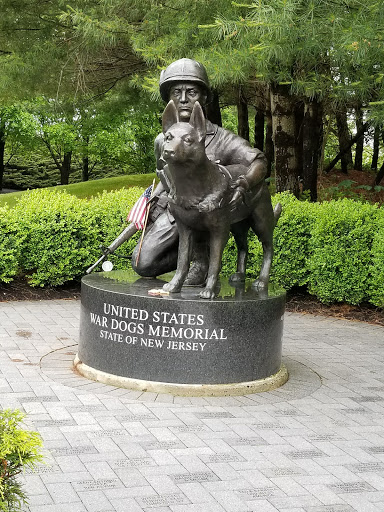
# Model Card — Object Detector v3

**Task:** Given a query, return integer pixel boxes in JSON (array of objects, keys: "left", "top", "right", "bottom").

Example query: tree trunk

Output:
[
  {"left": 206, "top": 88, "right": 222, "bottom": 126},
  {"left": 336, "top": 109, "right": 353, "bottom": 173},
  {"left": 270, "top": 84, "right": 300, "bottom": 197},
  {"left": 301, "top": 99, "right": 323, "bottom": 201},
  {"left": 373, "top": 160, "right": 384, "bottom": 187},
  {"left": 254, "top": 109, "right": 264, "bottom": 151},
  {"left": 371, "top": 125, "right": 381, "bottom": 170},
  {"left": 265, "top": 108, "right": 274, "bottom": 178},
  {"left": 60, "top": 151, "right": 72, "bottom": 185},
  {"left": 0, "top": 128, "right": 5, "bottom": 191},
  {"left": 237, "top": 87, "right": 249, "bottom": 142},
  {"left": 324, "top": 122, "right": 369, "bottom": 173},
  {"left": 319, "top": 115, "right": 331, "bottom": 174},
  {"left": 82, "top": 156, "right": 89, "bottom": 182},
  {"left": 354, "top": 104, "right": 364, "bottom": 171},
  {"left": 295, "top": 101, "right": 304, "bottom": 183},
  {"left": 82, "top": 136, "right": 90, "bottom": 182}
]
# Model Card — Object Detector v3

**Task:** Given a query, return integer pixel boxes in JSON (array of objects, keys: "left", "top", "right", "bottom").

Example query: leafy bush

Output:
[
  {"left": 0, "top": 207, "right": 22, "bottom": 283},
  {"left": 308, "top": 199, "right": 379, "bottom": 304},
  {"left": 270, "top": 192, "right": 316, "bottom": 288},
  {"left": 88, "top": 187, "right": 143, "bottom": 270},
  {"left": 0, "top": 409, "right": 43, "bottom": 511},
  {"left": 221, "top": 192, "right": 315, "bottom": 288},
  {"left": 13, "top": 187, "right": 144, "bottom": 286},
  {"left": 369, "top": 209, "right": 384, "bottom": 307},
  {"left": 14, "top": 189, "right": 100, "bottom": 287},
  {"left": 1, "top": 185, "right": 383, "bottom": 307}
]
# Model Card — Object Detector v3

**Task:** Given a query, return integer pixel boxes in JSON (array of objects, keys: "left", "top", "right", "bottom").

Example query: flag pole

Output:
[{"left": 135, "top": 178, "right": 156, "bottom": 266}]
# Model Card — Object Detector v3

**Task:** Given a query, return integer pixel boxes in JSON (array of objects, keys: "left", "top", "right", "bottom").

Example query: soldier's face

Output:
[{"left": 169, "top": 83, "right": 207, "bottom": 121}]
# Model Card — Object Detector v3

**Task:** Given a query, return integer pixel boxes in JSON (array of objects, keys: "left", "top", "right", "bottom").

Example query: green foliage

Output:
[
  {"left": 14, "top": 189, "right": 100, "bottom": 286},
  {"left": 3, "top": 158, "right": 61, "bottom": 191},
  {"left": 0, "top": 207, "right": 22, "bottom": 283},
  {"left": 369, "top": 209, "right": 384, "bottom": 307},
  {"left": 270, "top": 192, "right": 316, "bottom": 288},
  {"left": 197, "top": 0, "right": 384, "bottom": 106},
  {"left": 9, "top": 186, "right": 144, "bottom": 286},
  {"left": 222, "top": 193, "right": 383, "bottom": 305},
  {"left": 5, "top": 93, "right": 162, "bottom": 185},
  {"left": 0, "top": 106, "right": 38, "bottom": 155},
  {"left": 0, "top": 409, "right": 43, "bottom": 512},
  {"left": 321, "top": 179, "right": 368, "bottom": 201},
  {"left": 87, "top": 188, "right": 143, "bottom": 269},
  {"left": 222, "top": 192, "right": 316, "bottom": 287},
  {"left": 1, "top": 180, "right": 383, "bottom": 306},
  {"left": 308, "top": 199, "right": 379, "bottom": 304}
]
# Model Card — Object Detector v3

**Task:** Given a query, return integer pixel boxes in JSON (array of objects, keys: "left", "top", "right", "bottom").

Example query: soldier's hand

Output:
[
  {"left": 229, "top": 175, "right": 249, "bottom": 210},
  {"left": 229, "top": 188, "right": 244, "bottom": 209}
]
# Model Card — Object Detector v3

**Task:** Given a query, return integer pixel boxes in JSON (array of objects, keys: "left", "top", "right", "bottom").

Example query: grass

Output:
[{"left": 0, "top": 173, "right": 156, "bottom": 208}]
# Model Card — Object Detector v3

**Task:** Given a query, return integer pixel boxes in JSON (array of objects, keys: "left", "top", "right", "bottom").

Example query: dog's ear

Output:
[
  {"left": 162, "top": 100, "right": 179, "bottom": 133},
  {"left": 189, "top": 101, "right": 206, "bottom": 141}
]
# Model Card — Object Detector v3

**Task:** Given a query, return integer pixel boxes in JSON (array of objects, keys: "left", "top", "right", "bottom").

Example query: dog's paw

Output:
[
  {"left": 198, "top": 199, "right": 215, "bottom": 212},
  {"left": 163, "top": 282, "right": 182, "bottom": 293},
  {"left": 229, "top": 272, "right": 245, "bottom": 283},
  {"left": 199, "top": 288, "right": 216, "bottom": 299},
  {"left": 252, "top": 279, "right": 267, "bottom": 291}
]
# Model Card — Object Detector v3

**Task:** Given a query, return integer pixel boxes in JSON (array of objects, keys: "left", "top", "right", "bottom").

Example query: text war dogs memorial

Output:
[{"left": 92, "top": 302, "right": 227, "bottom": 351}]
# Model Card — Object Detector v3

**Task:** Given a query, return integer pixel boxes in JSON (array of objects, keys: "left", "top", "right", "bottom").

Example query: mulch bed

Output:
[
  {"left": 0, "top": 279, "right": 81, "bottom": 302},
  {"left": 1, "top": 278, "right": 383, "bottom": 326},
  {"left": 285, "top": 288, "right": 384, "bottom": 326}
]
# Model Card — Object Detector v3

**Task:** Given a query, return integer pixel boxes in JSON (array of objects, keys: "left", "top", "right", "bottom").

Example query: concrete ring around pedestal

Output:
[
  {"left": 74, "top": 354, "right": 288, "bottom": 397},
  {"left": 78, "top": 270, "right": 287, "bottom": 396}
]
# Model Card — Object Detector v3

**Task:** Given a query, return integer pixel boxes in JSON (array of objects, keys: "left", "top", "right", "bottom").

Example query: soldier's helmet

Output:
[{"left": 159, "top": 58, "right": 211, "bottom": 102}]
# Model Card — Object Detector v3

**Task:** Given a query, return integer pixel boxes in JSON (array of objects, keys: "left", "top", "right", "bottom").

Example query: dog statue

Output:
[{"left": 161, "top": 100, "right": 281, "bottom": 299}]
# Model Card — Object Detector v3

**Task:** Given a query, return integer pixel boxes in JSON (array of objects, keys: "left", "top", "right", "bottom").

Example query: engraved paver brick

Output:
[{"left": 136, "top": 493, "right": 190, "bottom": 507}]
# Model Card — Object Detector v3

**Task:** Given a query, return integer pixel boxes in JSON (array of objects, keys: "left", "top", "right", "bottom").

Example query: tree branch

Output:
[
  {"left": 41, "top": 137, "right": 62, "bottom": 171},
  {"left": 324, "top": 121, "right": 369, "bottom": 173}
]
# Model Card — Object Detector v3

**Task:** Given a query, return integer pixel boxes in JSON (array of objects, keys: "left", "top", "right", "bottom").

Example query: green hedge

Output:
[
  {"left": 88, "top": 189, "right": 142, "bottom": 271},
  {"left": 222, "top": 192, "right": 316, "bottom": 289},
  {"left": 369, "top": 209, "right": 384, "bottom": 307},
  {"left": 9, "top": 188, "right": 142, "bottom": 287},
  {"left": 308, "top": 199, "right": 379, "bottom": 304},
  {"left": 0, "top": 188, "right": 383, "bottom": 306},
  {"left": 223, "top": 192, "right": 383, "bottom": 306},
  {"left": 0, "top": 207, "right": 22, "bottom": 284}
]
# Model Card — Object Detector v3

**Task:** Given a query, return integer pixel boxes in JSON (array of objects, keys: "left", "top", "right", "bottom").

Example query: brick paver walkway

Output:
[{"left": 1, "top": 299, "right": 384, "bottom": 512}]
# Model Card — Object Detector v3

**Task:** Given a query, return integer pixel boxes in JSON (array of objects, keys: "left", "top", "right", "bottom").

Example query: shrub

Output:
[
  {"left": 14, "top": 189, "right": 100, "bottom": 287},
  {"left": 270, "top": 192, "right": 316, "bottom": 288},
  {"left": 13, "top": 188, "right": 145, "bottom": 286},
  {"left": 2, "top": 185, "right": 384, "bottom": 307},
  {"left": 88, "top": 187, "right": 143, "bottom": 270},
  {"left": 308, "top": 199, "right": 379, "bottom": 304},
  {"left": 0, "top": 409, "right": 43, "bottom": 511},
  {"left": 369, "top": 208, "right": 384, "bottom": 307},
  {"left": 221, "top": 192, "right": 315, "bottom": 288},
  {"left": 0, "top": 207, "right": 22, "bottom": 283}
]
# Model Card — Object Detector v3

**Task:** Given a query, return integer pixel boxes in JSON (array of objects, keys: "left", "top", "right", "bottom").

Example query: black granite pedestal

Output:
[{"left": 76, "top": 270, "right": 287, "bottom": 396}]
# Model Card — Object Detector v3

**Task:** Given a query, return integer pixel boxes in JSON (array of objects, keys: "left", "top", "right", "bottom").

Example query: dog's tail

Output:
[{"left": 274, "top": 202, "right": 282, "bottom": 226}]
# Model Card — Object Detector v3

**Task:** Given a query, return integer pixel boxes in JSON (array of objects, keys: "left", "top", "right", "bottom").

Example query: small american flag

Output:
[{"left": 127, "top": 185, "right": 153, "bottom": 230}]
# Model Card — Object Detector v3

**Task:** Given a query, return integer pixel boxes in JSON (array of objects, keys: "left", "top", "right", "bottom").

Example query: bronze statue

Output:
[
  {"left": 87, "top": 58, "right": 277, "bottom": 287},
  {"left": 161, "top": 100, "right": 281, "bottom": 299}
]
